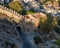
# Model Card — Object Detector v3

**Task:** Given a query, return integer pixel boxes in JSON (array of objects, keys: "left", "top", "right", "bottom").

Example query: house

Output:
[{"left": 22, "top": 0, "right": 33, "bottom": 3}]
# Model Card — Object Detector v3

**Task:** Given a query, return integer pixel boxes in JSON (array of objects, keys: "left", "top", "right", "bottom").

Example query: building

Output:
[{"left": 22, "top": 0, "right": 33, "bottom": 3}]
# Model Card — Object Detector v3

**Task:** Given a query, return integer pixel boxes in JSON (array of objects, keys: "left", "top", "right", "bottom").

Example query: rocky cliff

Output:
[{"left": 0, "top": 13, "right": 23, "bottom": 48}]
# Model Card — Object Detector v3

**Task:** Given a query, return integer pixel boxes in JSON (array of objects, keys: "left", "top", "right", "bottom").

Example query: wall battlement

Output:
[
  {"left": 0, "top": 4, "right": 44, "bottom": 32},
  {"left": 0, "top": 5, "right": 22, "bottom": 17},
  {"left": 0, "top": 5, "right": 23, "bottom": 23}
]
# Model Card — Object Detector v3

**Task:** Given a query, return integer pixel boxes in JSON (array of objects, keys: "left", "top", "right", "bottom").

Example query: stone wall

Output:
[
  {"left": 0, "top": 5, "right": 23, "bottom": 23},
  {"left": 0, "top": 4, "right": 46, "bottom": 32}
]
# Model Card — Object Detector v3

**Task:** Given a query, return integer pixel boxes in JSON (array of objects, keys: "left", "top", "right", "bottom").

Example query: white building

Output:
[{"left": 22, "top": 0, "right": 33, "bottom": 3}]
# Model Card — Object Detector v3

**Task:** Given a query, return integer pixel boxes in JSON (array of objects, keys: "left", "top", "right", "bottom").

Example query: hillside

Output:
[{"left": 0, "top": 13, "right": 23, "bottom": 48}]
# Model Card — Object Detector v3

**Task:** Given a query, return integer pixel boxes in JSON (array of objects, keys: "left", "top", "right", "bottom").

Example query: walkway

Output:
[{"left": 16, "top": 26, "right": 35, "bottom": 48}]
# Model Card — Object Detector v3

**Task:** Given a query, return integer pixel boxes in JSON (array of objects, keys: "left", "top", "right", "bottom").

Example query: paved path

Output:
[{"left": 16, "top": 26, "right": 35, "bottom": 48}]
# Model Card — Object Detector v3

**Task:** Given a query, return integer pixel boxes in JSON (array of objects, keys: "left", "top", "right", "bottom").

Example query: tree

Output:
[
  {"left": 9, "top": 1, "right": 23, "bottom": 13},
  {"left": 33, "top": 36, "right": 43, "bottom": 44},
  {"left": 38, "top": 13, "right": 58, "bottom": 33},
  {"left": 26, "top": 10, "right": 34, "bottom": 15}
]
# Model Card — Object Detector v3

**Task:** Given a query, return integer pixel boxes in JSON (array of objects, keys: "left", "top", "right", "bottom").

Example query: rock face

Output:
[
  {"left": 0, "top": 11, "right": 46, "bottom": 48},
  {"left": 0, "top": 13, "right": 37, "bottom": 48},
  {"left": 0, "top": 11, "right": 58, "bottom": 48},
  {"left": 0, "top": 5, "right": 46, "bottom": 32},
  {"left": 0, "top": 13, "right": 23, "bottom": 48},
  {"left": 19, "top": 13, "right": 46, "bottom": 32}
]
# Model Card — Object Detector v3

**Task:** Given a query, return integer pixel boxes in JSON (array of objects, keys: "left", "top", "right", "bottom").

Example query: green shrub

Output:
[
  {"left": 10, "top": 43, "right": 16, "bottom": 48},
  {"left": 53, "top": 26, "right": 60, "bottom": 34},
  {"left": 33, "top": 36, "right": 43, "bottom": 44},
  {"left": 50, "top": 46, "right": 55, "bottom": 48},
  {"left": 5, "top": 39, "right": 10, "bottom": 45},
  {"left": 58, "top": 20, "right": 60, "bottom": 26},
  {"left": 38, "top": 14, "right": 58, "bottom": 33},
  {"left": 20, "top": 9, "right": 26, "bottom": 15},
  {"left": 26, "top": 10, "right": 34, "bottom": 15},
  {"left": 55, "top": 38, "right": 60, "bottom": 48},
  {"left": 9, "top": 1, "right": 23, "bottom": 13},
  {"left": 5, "top": 39, "right": 16, "bottom": 48},
  {"left": 38, "top": 14, "right": 53, "bottom": 33}
]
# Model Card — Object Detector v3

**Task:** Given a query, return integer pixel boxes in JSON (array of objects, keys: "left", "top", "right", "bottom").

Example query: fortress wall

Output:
[{"left": 0, "top": 5, "right": 23, "bottom": 23}]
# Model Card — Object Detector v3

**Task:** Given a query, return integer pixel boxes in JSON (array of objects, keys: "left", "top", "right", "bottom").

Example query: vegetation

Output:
[
  {"left": 58, "top": 20, "right": 60, "bottom": 25},
  {"left": 4, "top": 2, "right": 9, "bottom": 7},
  {"left": 53, "top": 26, "right": 60, "bottom": 34},
  {"left": 10, "top": 43, "right": 17, "bottom": 48},
  {"left": 52, "top": 16, "right": 58, "bottom": 26},
  {"left": 50, "top": 46, "right": 55, "bottom": 48},
  {"left": 38, "top": 14, "right": 58, "bottom": 33},
  {"left": 33, "top": 36, "right": 43, "bottom": 44},
  {"left": 5, "top": 39, "right": 11, "bottom": 46},
  {"left": 38, "top": 0, "right": 47, "bottom": 4},
  {"left": 9, "top": 1, "right": 23, "bottom": 13},
  {"left": 26, "top": 10, "right": 35, "bottom": 15},
  {"left": 55, "top": 38, "right": 60, "bottom": 48},
  {"left": 9, "top": 1, "right": 35, "bottom": 15},
  {"left": 38, "top": 0, "right": 60, "bottom": 5},
  {"left": 20, "top": 9, "right": 26, "bottom": 15},
  {"left": 5, "top": 39, "right": 17, "bottom": 48},
  {"left": 38, "top": 0, "right": 52, "bottom": 4},
  {"left": 58, "top": 0, "right": 60, "bottom": 2}
]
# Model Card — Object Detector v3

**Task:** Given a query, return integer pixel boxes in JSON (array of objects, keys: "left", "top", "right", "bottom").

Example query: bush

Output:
[
  {"left": 9, "top": 1, "right": 23, "bottom": 13},
  {"left": 38, "top": 14, "right": 58, "bottom": 33},
  {"left": 58, "top": 20, "right": 60, "bottom": 26},
  {"left": 5, "top": 39, "right": 10, "bottom": 46},
  {"left": 33, "top": 36, "right": 43, "bottom": 44},
  {"left": 5, "top": 39, "right": 16, "bottom": 48},
  {"left": 10, "top": 43, "right": 16, "bottom": 48},
  {"left": 55, "top": 38, "right": 60, "bottom": 48},
  {"left": 50, "top": 46, "right": 55, "bottom": 48},
  {"left": 38, "top": 14, "right": 53, "bottom": 33},
  {"left": 26, "top": 10, "right": 34, "bottom": 15},
  {"left": 53, "top": 26, "right": 60, "bottom": 34},
  {"left": 20, "top": 9, "right": 26, "bottom": 15}
]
